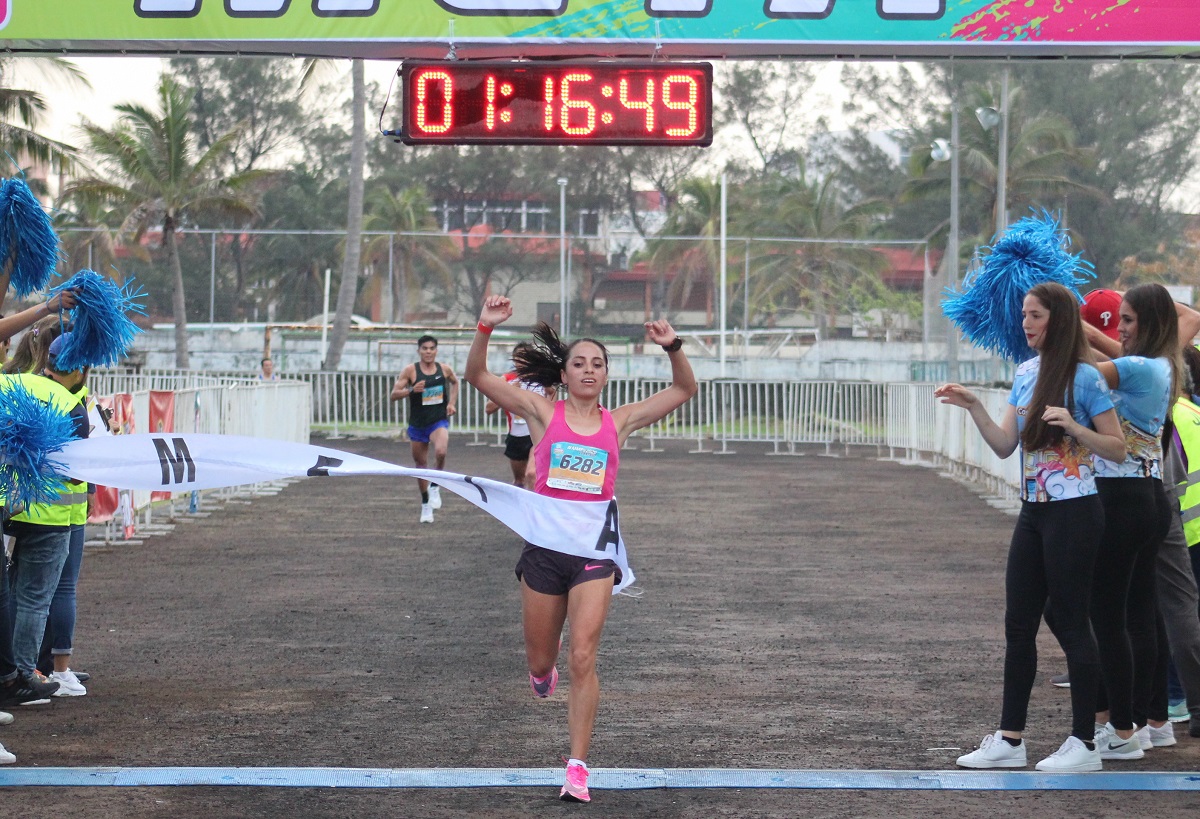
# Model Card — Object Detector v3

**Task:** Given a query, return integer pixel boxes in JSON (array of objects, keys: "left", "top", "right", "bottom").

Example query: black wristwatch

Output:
[{"left": 661, "top": 337, "right": 683, "bottom": 353}]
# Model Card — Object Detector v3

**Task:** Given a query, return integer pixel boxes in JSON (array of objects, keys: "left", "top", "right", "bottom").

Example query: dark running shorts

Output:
[
  {"left": 407, "top": 419, "right": 449, "bottom": 443},
  {"left": 515, "top": 543, "right": 620, "bottom": 596},
  {"left": 504, "top": 433, "right": 533, "bottom": 462}
]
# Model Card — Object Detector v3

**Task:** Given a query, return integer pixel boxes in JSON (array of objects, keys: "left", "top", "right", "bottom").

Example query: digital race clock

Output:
[{"left": 400, "top": 60, "right": 713, "bottom": 147}]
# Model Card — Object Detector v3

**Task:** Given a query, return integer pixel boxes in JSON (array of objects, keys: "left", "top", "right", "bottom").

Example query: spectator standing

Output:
[{"left": 938, "top": 283, "right": 1125, "bottom": 773}]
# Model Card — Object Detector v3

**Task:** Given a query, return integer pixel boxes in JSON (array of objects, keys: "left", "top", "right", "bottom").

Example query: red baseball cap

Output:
[{"left": 1081, "top": 289, "right": 1122, "bottom": 339}]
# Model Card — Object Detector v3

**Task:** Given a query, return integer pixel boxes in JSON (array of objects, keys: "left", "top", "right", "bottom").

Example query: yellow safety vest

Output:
[
  {"left": 71, "top": 385, "right": 91, "bottom": 526},
  {"left": 1174, "top": 397, "right": 1200, "bottom": 547},
  {"left": 4, "top": 373, "right": 87, "bottom": 527}
]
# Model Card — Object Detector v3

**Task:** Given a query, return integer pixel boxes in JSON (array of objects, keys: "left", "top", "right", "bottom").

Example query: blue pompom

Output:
[
  {"left": 0, "top": 178, "right": 61, "bottom": 298},
  {"left": 49, "top": 269, "right": 146, "bottom": 370},
  {"left": 0, "top": 378, "right": 73, "bottom": 510},
  {"left": 941, "top": 210, "right": 1095, "bottom": 363}
]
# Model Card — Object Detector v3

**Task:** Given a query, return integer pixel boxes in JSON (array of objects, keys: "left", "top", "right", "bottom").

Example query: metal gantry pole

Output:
[
  {"left": 209, "top": 231, "right": 217, "bottom": 325},
  {"left": 996, "top": 66, "right": 1010, "bottom": 236},
  {"left": 719, "top": 172, "right": 727, "bottom": 377},
  {"left": 948, "top": 94, "right": 961, "bottom": 383},
  {"left": 558, "top": 178, "right": 568, "bottom": 336}
]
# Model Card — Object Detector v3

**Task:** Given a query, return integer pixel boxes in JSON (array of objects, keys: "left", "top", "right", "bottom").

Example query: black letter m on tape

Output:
[{"left": 153, "top": 437, "right": 196, "bottom": 486}]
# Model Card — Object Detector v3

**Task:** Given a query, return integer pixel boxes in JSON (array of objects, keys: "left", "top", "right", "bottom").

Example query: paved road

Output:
[{"left": 1, "top": 435, "right": 1196, "bottom": 817}]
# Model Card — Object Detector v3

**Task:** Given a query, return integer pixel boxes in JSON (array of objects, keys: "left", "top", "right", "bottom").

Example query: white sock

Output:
[{"left": 568, "top": 758, "right": 587, "bottom": 770}]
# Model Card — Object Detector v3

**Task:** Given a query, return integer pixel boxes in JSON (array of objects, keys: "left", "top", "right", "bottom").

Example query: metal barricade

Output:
[
  {"left": 708, "top": 380, "right": 791, "bottom": 455},
  {"left": 90, "top": 370, "right": 1024, "bottom": 504}
]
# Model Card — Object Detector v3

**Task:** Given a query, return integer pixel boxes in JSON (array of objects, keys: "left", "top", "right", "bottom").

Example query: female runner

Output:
[
  {"left": 936, "top": 282, "right": 1125, "bottom": 772},
  {"left": 465, "top": 295, "right": 696, "bottom": 803}
]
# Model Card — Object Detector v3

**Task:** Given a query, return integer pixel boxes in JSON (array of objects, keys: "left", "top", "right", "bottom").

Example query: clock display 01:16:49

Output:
[{"left": 401, "top": 61, "right": 713, "bottom": 146}]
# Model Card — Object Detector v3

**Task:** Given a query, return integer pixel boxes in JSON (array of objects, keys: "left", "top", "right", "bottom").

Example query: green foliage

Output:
[
  {"left": 0, "top": 57, "right": 85, "bottom": 173},
  {"left": 741, "top": 169, "right": 890, "bottom": 330},
  {"left": 65, "top": 74, "right": 272, "bottom": 367},
  {"left": 55, "top": 57, "right": 1200, "bottom": 346},
  {"left": 841, "top": 61, "right": 1200, "bottom": 286}
]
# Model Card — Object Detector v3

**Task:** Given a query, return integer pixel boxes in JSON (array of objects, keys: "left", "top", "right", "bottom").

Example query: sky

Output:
[
  {"left": 33, "top": 55, "right": 405, "bottom": 146},
  {"left": 30, "top": 56, "right": 1200, "bottom": 215},
  {"left": 31, "top": 55, "right": 849, "bottom": 166}
]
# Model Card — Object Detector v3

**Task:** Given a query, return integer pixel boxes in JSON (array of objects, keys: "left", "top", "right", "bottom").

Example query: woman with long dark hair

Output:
[
  {"left": 3, "top": 314, "right": 67, "bottom": 376},
  {"left": 1083, "top": 284, "right": 1182, "bottom": 756},
  {"left": 465, "top": 294, "right": 696, "bottom": 803},
  {"left": 936, "top": 282, "right": 1125, "bottom": 772}
]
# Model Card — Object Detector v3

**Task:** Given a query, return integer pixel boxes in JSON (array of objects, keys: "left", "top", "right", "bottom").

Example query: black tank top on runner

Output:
[{"left": 408, "top": 362, "right": 448, "bottom": 428}]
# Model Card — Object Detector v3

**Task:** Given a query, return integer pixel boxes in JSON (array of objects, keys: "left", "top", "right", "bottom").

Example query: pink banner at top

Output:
[
  {"left": 955, "top": 0, "right": 1200, "bottom": 42},
  {"left": 3, "top": 1, "right": 1200, "bottom": 59}
]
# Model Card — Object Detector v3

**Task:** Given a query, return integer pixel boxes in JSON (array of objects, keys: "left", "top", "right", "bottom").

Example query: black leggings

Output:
[
  {"left": 1092, "top": 477, "right": 1171, "bottom": 730},
  {"left": 1002, "top": 495, "right": 1103, "bottom": 741}
]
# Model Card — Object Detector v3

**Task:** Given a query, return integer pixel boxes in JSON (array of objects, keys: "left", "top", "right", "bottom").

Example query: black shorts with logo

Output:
[
  {"left": 515, "top": 543, "right": 620, "bottom": 596},
  {"left": 504, "top": 433, "right": 533, "bottom": 462}
]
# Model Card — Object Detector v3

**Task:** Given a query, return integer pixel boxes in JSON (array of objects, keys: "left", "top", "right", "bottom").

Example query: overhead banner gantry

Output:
[{"left": 3, "top": 1, "right": 1200, "bottom": 60}]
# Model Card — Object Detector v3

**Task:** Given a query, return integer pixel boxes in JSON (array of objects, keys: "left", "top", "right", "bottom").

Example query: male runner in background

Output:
[{"left": 390, "top": 335, "right": 459, "bottom": 523}]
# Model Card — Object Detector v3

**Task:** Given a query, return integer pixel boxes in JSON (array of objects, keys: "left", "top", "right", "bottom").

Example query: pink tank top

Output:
[{"left": 534, "top": 401, "right": 620, "bottom": 501}]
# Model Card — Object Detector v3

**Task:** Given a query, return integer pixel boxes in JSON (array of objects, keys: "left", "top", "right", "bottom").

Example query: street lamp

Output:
[
  {"left": 929, "top": 99, "right": 961, "bottom": 381},
  {"left": 975, "top": 67, "right": 1010, "bottom": 237},
  {"left": 557, "top": 177, "right": 568, "bottom": 336}
]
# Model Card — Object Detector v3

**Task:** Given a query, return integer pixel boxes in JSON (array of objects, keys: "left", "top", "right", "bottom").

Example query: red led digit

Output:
[
  {"left": 560, "top": 72, "right": 597, "bottom": 136},
  {"left": 414, "top": 69, "right": 453, "bottom": 134},
  {"left": 663, "top": 74, "right": 699, "bottom": 138},
  {"left": 543, "top": 76, "right": 555, "bottom": 131},
  {"left": 485, "top": 75, "right": 497, "bottom": 131},
  {"left": 619, "top": 77, "right": 655, "bottom": 133}
]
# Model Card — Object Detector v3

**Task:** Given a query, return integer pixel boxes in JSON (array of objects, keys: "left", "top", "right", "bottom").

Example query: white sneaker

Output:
[
  {"left": 0, "top": 742, "right": 14, "bottom": 764},
  {"left": 1036, "top": 735, "right": 1102, "bottom": 772},
  {"left": 50, "top": 669, "right": 86, "bottom": 697},
  {"left": 1144, "top": 723, "right": 1176, "bottom": 748},
  {"left": 956, "top": 731, "right": 1027, "bottom": 769},
  {"left": 419, "top": 503, "right": 434, "bottom": 523},
  {"left": 1095, "top": 723, "right": 1143, "bottom": 760},
  {"left": 428, "top": 485, "right": 442, "bottom": 510},
  {"left": 0, "top": 711, "right": 12, "bottom": 725}
]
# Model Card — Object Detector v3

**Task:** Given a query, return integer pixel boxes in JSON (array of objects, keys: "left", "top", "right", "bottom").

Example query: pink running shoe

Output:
[
  {"left": 530, "top": 666, "right": 558, "bottom": 698},
  {"left": 560, "top": 761, "right": 590, "bottom": 803}
]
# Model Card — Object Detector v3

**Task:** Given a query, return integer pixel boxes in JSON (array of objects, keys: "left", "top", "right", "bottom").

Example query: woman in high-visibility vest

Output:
[
  {"left": 1161, "top": 344, "right": 1200, "bottom": 738},
  {"left": 1176, "top": 346, "right": 1200, "bottom": 549}
]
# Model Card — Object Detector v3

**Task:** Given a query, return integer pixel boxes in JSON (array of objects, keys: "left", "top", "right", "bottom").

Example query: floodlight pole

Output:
[
  {"left": 322, "top": 267, "right": 331, "bottom": 354},
  {"left": 209, "top": 231, "right": 216, "bottom": 326},
  {"left": 948, "top": 95, "right": 960, "bottom": 382},
  {"left": 744, "top": 238, "right": 751, "bottom": 361},
  {"left": 719, "top": 172, "right": 727, "bottom": 377},
  {"left": 386, "top": 235, "right": 395, "bottom": 323},
  {"left": 558, "top": 178, "right": 568, "bottom": 336},
  {"left": 996, "top": 66, "right": 1010, "bottom": 236}
]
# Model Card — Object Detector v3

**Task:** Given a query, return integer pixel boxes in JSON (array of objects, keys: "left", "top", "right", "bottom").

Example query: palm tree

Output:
[
  {"left": 745, "top": 169, "right": 890, "bottom": 334},
  {"left": 904, "top": 80, "right": 1101, "bottom": 251},
  {"left": 363, "top": 185, "right": 455, "bottom": 323},
  {"left": 52, "top": 189, "right": 119, "bottom": 276},
  {"left": 0, "top": 57, "right": 86, "bottom": 171},
  {"left": 645, "top": 177, "right": 725, "bottom": 322},
  {"left": 0, "top": 57, "right": 88, "bottom": 309},
  {"left": 64, "top": 74, "right": 271, "bottom": 368},
  {"left": 300, "top": 58, "right": 365, "bottom": 371},
  {"left": 254, "top": 165, "right": 346, "bottom": 323}
]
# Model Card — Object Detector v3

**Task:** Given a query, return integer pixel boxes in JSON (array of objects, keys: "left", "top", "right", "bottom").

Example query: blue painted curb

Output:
[{"left": 0, "top": 767, "right": 1198, "bottom": 790}]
